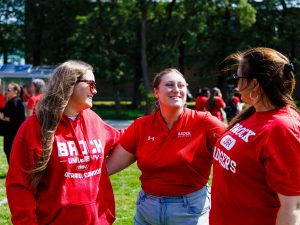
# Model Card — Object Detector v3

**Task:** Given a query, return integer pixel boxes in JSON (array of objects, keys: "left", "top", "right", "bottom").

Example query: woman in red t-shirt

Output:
[
  {"left": 107, "top": 68, "right": 225, "bottom": 225},
  {"left": 207, "top": 87, "right": 226, "bottom": 121},
  {"left": 210, "top": 47, "right": 300, "bottom": 225}
]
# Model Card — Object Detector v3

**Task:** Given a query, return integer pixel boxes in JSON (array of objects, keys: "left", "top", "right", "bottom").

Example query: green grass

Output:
[
  {"left": 0, "top": 136, "right": 140, "bottom": 225},
  {"left": 0, "top": 137, "right": 10, "bottom": 225}
]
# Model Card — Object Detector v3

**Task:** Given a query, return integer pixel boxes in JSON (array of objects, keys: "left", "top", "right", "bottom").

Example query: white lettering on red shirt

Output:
[{"left": 230, "top": 123, "right": 256, "bottom": 142}]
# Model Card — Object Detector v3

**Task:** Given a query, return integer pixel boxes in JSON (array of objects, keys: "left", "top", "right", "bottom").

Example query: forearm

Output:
[
  {"left": 106, "top": 143, "right": 136, "bottom": 175},
  {"left": 276, "top": 194, "right": 300, "bottom": 225}
]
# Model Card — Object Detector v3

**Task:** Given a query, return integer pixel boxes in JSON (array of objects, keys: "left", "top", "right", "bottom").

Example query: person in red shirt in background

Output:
[
  {"left": 194, "top": 87, "right": 210, "bottom": 111},
  {"left": 0, "top": 91, "right": 6, "bottom": 110},
  {"left": 210, "top": 47, "right": 300, "bottom": 225},
  {"left": 27, "top": 78, "right": 46, "bottom": 116},
  {"left": 207, "top": 87, "right": 226, "bottom": 121},
  {"left": 6, "top": 60, "right": 121, "bottom": 225},
  {"left": 224, "top": 88, "right": 243, "bottom": 122},
  {"left": 106, "top": 68, "right": 225, "bottom": 225}
]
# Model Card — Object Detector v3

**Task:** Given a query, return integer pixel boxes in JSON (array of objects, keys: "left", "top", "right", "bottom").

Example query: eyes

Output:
[{"left": 164, "top": 82, "right": 187, "bottom": 89}]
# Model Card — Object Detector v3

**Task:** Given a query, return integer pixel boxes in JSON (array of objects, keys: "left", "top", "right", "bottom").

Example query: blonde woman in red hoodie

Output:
[{"left": 6, "top": 60, "right": 121, "bottom": 225}]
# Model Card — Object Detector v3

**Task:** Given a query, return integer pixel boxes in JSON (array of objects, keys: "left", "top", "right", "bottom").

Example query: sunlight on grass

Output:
[
  {"left": 0, "top": 136, "right": 11, "bottom": 225},
  {"left": 111, "top": 163, "right": 141, "bottom": 225}
]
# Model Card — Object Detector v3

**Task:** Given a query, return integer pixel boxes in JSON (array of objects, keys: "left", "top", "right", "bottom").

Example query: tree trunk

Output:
[{"left": 139, "top": 2, "right": 152, "bottom": 114}]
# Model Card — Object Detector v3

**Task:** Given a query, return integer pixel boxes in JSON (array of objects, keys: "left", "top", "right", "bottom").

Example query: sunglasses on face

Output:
[
  {"left": 76, "top": 80, "right": 97, "bottom": 91},
  {"left": 232, "top": 73, "right": 248, "bottom": 80}
]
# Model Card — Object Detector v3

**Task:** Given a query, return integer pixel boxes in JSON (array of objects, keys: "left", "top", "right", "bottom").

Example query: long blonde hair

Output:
[{"left": 31, "top": 60, "right": 93, "bottom": 186}]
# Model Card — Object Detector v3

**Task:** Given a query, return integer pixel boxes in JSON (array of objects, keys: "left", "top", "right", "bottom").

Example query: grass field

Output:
[{"left": 0, "top": 136, "right": 141, "bottom": 225}]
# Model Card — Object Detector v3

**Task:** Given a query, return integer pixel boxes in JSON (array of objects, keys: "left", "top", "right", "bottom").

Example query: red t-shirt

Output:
[
  {"left": 195, "top": 96, "right": 208, "bottom": 111},
  {"left": 27, "top": 94, "right": 43, "bottom": 111},
  {"left": 6, "top": 109, "right": 121, "bottom": 225},
  {"left": 120, "top": 108, "right": 225, "bottom": 196},
  {"left": 0, "top": 93, "right": 6, "bottom": 109},
  {"left": 210, "top": 106, "right": 300, "bottom": 225},
  {"left": 209, "top": 97, "right": 226, "bottom": 121}
]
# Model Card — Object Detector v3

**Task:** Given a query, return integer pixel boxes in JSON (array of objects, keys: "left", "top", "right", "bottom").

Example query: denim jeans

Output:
[{"left": 134, "top": 185, "right": 210, "bottom": 225}]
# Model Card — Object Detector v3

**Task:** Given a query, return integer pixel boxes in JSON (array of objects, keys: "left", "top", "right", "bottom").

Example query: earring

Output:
[
  {"left": 249, "top": 91, "right": 260, "bottom": 103},
  {"left": 155, "top": 99, "right": 160, "bottom": 108}
]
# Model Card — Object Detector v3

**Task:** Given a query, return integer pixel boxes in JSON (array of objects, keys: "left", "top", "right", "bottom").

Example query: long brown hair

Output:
[
  {"left": 31, "top": 60, "right": 93, "bottom": 186},
  {"left": 224, "top": 47, "right": 299, "bottom": 130}
]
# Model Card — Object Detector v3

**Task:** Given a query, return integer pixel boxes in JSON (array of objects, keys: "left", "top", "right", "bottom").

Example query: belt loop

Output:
[
  {"left": 182, "top": 196, "right": 188, "bottom": 208},
  {"left": 142, "top": 190, "right": 146, "bottom": 201}
]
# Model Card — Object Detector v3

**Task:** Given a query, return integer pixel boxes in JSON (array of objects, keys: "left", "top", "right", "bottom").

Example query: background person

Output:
[
  {"left": 27, "top": 78, "right": 46, "bottom": 116},
  {"left": 207, "top": 87, "right": 226, "bottom": 122},
  {"left": 6, "top": 60, "right": 121, "bottom": 225},
  {"left": 224, "top": 88, "right": 243, "bottom": 122},
  {"left": 0, "top": 82, "right": 25, "bottom": 164},
  {"left": 106, "top": 68, "right": 225, "bottom": 225},
  {"left": 210, "top": 47, "right": 300, "bottom": 225},
  {"left": 194, "top": 87, "right": 210, "bottom": 111}
]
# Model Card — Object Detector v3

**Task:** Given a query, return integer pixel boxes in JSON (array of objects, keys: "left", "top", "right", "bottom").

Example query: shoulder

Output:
[
  {"left": 17, "top": 115, "right": 40, "bottom": 137},
  {"left": 81, "top": 108, "right": 102, "bottom": 121},
  {"left": 266, "top": 107, "right": 300, "bottom": 135}
]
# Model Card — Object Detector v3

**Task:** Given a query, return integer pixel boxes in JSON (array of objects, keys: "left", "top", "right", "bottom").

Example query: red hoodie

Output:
[{"left": 6, "top": 109, "right": 121, "bottom": 225}]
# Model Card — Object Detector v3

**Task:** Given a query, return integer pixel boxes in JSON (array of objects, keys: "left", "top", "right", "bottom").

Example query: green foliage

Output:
[{"left": 92, "top": 103, "right": 146, "bottom": 120}]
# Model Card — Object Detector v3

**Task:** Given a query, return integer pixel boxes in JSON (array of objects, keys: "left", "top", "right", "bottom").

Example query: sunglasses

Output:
[
  {"left": 232, "top": 73, "right": 248, "bottom": 80},
  {"left": 76, "top": 80, "right": 96, "bottom": 91}
]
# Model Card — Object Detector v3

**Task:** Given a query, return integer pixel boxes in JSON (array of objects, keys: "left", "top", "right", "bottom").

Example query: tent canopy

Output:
[{"left": 0, "top": 64, "right": 55, "bottom": 79}]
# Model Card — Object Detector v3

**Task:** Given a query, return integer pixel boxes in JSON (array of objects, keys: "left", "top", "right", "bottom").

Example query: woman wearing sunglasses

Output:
[
  {"left": 210, "top": 47, "right": 300, "bottom": 225},
  {"left": 0, "top": 82, "right": 25, "bottom": 164},
  {"left": 6, "top": 60, "right": 121, "bottom": 225}
]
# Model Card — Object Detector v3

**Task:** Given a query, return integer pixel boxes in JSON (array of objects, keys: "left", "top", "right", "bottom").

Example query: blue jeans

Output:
[{"left": 134, "top": 185, "right": 210, "bottom": 225}]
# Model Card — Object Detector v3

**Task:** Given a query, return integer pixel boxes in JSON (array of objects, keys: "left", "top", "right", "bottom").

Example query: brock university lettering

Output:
[{"left": 58, "top": 139, "right": 103, "bottom": 162}]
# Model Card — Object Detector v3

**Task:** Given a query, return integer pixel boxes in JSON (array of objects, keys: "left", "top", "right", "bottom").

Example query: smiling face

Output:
[
  {"left": 154, "top": 71, "right": 187, "bottom": 110},
  {"left": 66, "top": 70, "right": 97, "bottom": 115}
]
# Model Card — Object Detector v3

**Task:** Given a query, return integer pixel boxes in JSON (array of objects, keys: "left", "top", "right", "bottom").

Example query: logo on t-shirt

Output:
[
  {"left": 148, "top": 136, "right": 155, "bottom": 141},
  {"left": 177, "top": 131, "right": 192, "bottom": 138},
  {"left": 220, "top": 135, "right": 236, "bottom": 150}
]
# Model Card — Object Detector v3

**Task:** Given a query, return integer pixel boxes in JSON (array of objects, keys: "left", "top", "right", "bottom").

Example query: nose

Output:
[
  {"left": 172, "top": 84, "right": 180, "bottom": 92},
  {"left": 92, "top": 88, "right": 97, "bottom": 94}
]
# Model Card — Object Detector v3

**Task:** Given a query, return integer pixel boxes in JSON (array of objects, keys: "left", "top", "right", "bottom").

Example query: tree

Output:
[{"left": 0, "top": 0, "right": 24, "bottom": 64}]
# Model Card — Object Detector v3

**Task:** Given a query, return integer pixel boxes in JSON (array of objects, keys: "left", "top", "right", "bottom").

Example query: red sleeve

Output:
[
  {"left": 27, "top": 97, "right": 34, "bottom": 110},
  {"left": 215, "top": 97, "right": 226, "bottom": 108},
  {"left": 194, "top": 97, "right": 200, "bottom": 111},
  {"left": 263, "top": 122, "right": 300, "bottom": 196},
  {"left": 120, "top": 120, "right": 136, "bottom": 154},
  {"left": 6, "top": 117, "right": 40, "bottom": 225},
  {"left": 102, "top": 121, "right": 123, "bottom": 156},
  {"left": 232, "top": 97, "right": 240, "bottom": 104},
  {"left": 0, "top": 93, "right": 6, "bottom": 109},
  {"left": 203, "top": 112, "right": 226, "bottom": 150}
]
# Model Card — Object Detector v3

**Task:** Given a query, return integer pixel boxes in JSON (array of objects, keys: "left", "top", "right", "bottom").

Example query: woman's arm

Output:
[
  {"left": 276, "top": 194, "right": 300, "bottom": 225},
  {"left": 106, "top": 143, "right": 136, "bottom": 176}
]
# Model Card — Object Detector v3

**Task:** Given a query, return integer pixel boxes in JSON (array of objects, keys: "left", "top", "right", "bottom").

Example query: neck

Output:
[
  {"left": 63, "top": 105, "right": 80, "bottom": 117},
  {"left": 254, "top": 100, "right": 276, "bottom": 112},
  {"left": 160, "top": 107, "right": 183, "bottom": 129}
]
